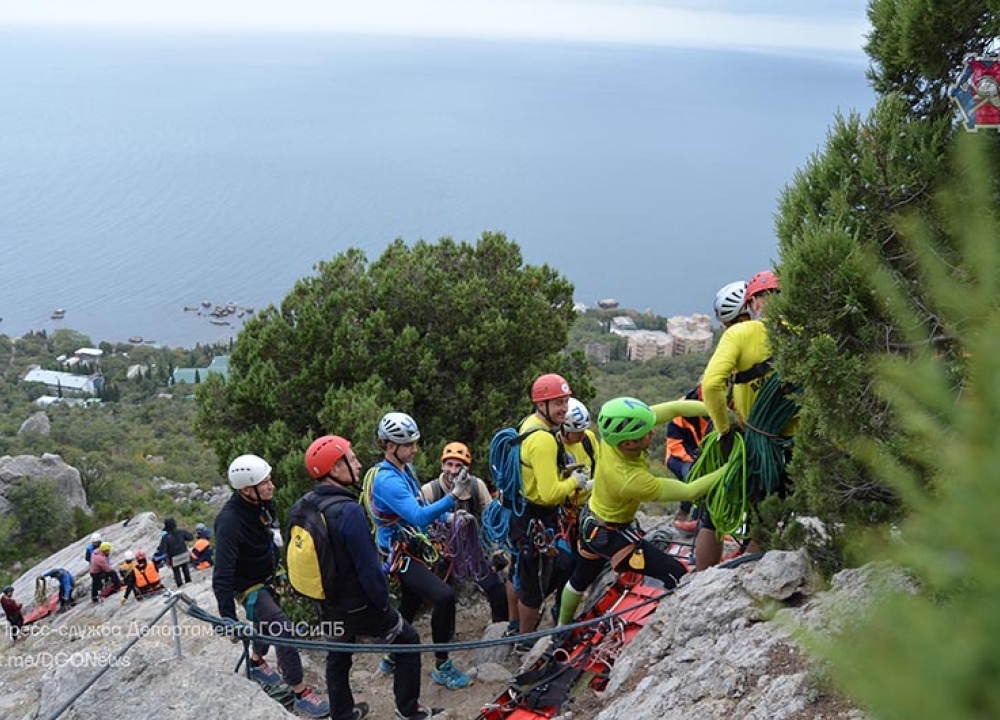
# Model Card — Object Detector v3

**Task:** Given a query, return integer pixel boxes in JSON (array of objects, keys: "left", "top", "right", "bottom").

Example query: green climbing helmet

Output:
[{"left": 598, "top": 397, "right": 656, "bottom": 446}]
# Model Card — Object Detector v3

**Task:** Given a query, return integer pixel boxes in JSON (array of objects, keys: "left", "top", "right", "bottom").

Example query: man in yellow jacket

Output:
[
  {"left": 695, "top": 269, "right": 795, "bottom": 570},
  {"left": 557, "top": 396, "right": 725, "bottom": 625}
]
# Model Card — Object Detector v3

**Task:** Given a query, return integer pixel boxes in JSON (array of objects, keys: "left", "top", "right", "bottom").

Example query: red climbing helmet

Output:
[
  {"left": 746, "top": 270, "right": 780, "bottom": 300},
  {"left": 531, "top": 374, "right": 572, "bottom": 402},
  {"left": 305, "top": 435, "right": 352, "bottom": 479}
]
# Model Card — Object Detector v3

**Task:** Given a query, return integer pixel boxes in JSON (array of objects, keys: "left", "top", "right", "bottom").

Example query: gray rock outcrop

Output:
[
  {"left": 0, "top": 454, "right": 91, "bottom": 516},
  {"left": 18, "top": 411, "right": 51, "bottom": 436}
]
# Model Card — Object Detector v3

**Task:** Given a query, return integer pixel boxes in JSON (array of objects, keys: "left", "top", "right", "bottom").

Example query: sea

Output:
[{"left": 0, "top": 28, "right": 875, "bottom": 349}]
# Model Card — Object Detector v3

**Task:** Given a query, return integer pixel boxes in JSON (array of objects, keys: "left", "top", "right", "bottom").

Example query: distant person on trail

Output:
[
  {"left": 124, "top": 551, "right": 164, "bottom": 602},
  {"left": 694, "top": 269, "right": 797, "bottom": 570},
  {"left": 510, "top": 374, "right": 586, "bottom": 646},
  {"left": 84, "top": 532, "right": 102, "bottom": 562},
  {"left": 556, "top": 397, "right": 725, "bottom": 625},
  {"left": 157, "top": 517, "right": 194, "bottom": 587},
  {"left": 89, "top": 542, "right": 123, "bottom": 602},
  {"left": 213, "top": 454, "right": 330, "bottom": 719},
  {"left": 305, "top": 434, "right": 443, "bottom": 720},
  {"left": 191, "top": 523, "right": 214, "bottom": 570},
  {"left": 43, "top": 568, "right": 76, "bottom": 612},
  {"left": 2, "top": 585, "right": 24, "bottom": 642},
  {"left": 420, "top": 442, "right": 512, "bottom": 624},
  {"left": 367, "top": 412, "right": 473, "bottom": 691}
]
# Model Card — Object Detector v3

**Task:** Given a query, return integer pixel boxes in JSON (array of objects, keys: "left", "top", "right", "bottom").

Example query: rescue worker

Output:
[
  {"left": 2, "top": 585, "right": 24, "bottom": 642},
  {"left": 213, "top": 454, "right": 329, "bottom": 718},
  {"left": 510, "top": 374, "right": 588, "bottom": 646},
  {"left": 84, "top": 532, "right": 102, "bottom": 562},
  {"left": 557, "top": 397, "right": 726, "bottom": 625},
  {"left": 305, "top": 434, "right": 443, "bottom": 720},
  {"left": 89, "top": 541, "right": 122, "bottom": 602},
  {"left": 191, "top": 524, "right": 214, "bottom": 570},
  {"left": 420, "top": 442, "right": 512, "bottom": 623},
  {"left": 669, "top": 281, "right": 751, "bottom": 532},
  {"left": 42, "top": 568, "right": 76, "bottom": 612},
  {"left": 368, "top": 412, "right": 473, "bottom": 690},
  {"left": 695, "top": 269, "right": 796, "bottom": 570},
  {"left": 157, "top": 517, "right": 194, "bottom": 587},
  {"left": 125, "top": 551, "right": 164, "bottom": 601},
  {"left": 665, "top": 385, "right": 711, "bottom": 532}
]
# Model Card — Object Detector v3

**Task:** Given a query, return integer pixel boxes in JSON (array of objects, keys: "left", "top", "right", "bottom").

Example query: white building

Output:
[
  {"left": 627, "top": 330, "right": 674, "bottom": 361},
  {"left": 667, "top": 314, "right": 714, "bottom": 355},
  {"left": 22, "top": 366, "right": 102, "bottom": 396}
]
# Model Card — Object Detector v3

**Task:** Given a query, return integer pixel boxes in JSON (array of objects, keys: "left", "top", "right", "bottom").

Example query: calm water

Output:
[{"left": 0, "top": 28, "right": 874, "bottom": 348}]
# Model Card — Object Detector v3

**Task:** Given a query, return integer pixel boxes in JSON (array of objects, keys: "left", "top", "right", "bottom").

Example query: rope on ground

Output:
[
  {"left": 40, "top": 593, "right": 183, "bottom": 720},
  {"left": 174, "top": 585, "right": 674, "bottom": 655}
]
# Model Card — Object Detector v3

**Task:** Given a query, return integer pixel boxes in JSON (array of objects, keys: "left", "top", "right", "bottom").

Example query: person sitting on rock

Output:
[
  {"left": 190, "top": 524, "right": 214, "bottom": 570},
  {"left": 124, "top": 551, "right": 164, "bottom": 601}
]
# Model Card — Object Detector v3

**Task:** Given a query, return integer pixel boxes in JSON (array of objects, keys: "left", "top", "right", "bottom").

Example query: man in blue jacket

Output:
[
  {"left": 306, "top": 434, "right": 443, "bottom": 720},
  {"left": 367, "top": 412, "right": 472, "bottom": 691}
]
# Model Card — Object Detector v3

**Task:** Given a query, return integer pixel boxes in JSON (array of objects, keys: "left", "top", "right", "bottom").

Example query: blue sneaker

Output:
[
  {"left": 248, "top": 658, "right": 281, "bottom": 685},
  {"left": 293, "top": 686, "right": 330, "bottom": 719},
  {"left": 378, "top": 654, "right": 395, "bottom": 674},
  {"left": 431, "top": 659, "right": 472, "bottom": 690}
]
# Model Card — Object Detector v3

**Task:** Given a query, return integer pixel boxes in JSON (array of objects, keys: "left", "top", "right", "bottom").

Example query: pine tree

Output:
[{"left": 770, "top": 0, "right": 1000, "bottom": 542}]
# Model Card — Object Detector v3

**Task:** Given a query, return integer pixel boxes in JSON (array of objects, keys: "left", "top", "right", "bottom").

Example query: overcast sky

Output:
[{"left": 0, "top": 0, "right": 870, "bottom": 59}]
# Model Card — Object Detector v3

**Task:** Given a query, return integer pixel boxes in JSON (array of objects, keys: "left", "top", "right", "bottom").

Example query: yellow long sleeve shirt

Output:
[
  {"left": 701, "top": 319, "right": 771, "bottom": 433},
  {"left": 519, "top": 413, "right": 578, "bottom": 507},
  {"left": 588, "top": 400, "right": 724, "bottom": 524}
]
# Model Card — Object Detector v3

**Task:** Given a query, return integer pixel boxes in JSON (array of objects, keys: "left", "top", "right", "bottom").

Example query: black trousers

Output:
[
  {"left": 397, "top": 557, "right": 455, "bottom": 661},
  {"left": 323, "top": 605, "right": 421, "bottom": 720}
]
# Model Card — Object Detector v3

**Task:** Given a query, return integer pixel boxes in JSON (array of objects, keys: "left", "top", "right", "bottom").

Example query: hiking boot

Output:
[
  {"left": 673, "top": 519, "right": 699, "bottom": 534},
  {"left": 293, "top": 686, "right": 330, "bottom": 719},
  {"left": 394, "top": 704, "right": 445, "bottom": 720},
  {"left": 248, "top": 658, "right": 282, "bottom": 685},
  {"left": 378, "top": 654, "right": 395, "bottom": 674},
  {"left": 431, "top": 659, "right": 472, "bottom": 690}
]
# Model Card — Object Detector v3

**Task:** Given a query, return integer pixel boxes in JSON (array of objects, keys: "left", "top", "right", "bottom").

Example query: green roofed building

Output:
[{"left": 171, "top": 356, "right": 230, "bottom": 385}]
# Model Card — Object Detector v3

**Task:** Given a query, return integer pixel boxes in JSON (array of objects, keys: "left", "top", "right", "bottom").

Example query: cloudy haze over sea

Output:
[{"left": 0, "top": 1, "right": 874, "bottom": 348}]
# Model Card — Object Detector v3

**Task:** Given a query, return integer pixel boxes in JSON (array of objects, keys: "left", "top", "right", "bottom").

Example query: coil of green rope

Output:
[{"left": 688, "top": 430, "right": 748, "bottom": 537}]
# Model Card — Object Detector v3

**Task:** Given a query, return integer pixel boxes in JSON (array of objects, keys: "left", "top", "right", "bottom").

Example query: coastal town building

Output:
[
  {"left": 22, "top": 367, "right": 103, "bottom": 397},
  {"left": 667, "top": 314, "right": 714, "bottom": 355},
  {"left": 171, "top": 355, "right": 230, "bottom": 385}
]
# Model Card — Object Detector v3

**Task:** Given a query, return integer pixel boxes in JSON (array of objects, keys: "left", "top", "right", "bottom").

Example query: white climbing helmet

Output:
[
  {"left": 713, "top": 281, "right": 748, "bottom": 324},
  {"left": 227, "top": 454, "right": 273, "bottom": 489},
  {"left": 563, "top": 398, "right": 591, "bottom": 432},
  {"left": 377, "top": 412, "right": 421, "bottom": 444}
]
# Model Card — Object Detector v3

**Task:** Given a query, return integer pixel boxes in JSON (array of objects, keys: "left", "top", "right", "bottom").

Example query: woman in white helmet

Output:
[
  {"left": 211, "top": 454, "right": 330, "bottom": 718},
  {"left": 367, "top": 412, "right": 473, "bottom": 691}
]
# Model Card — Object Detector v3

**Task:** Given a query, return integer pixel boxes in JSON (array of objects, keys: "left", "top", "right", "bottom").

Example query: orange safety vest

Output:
[
  {"left": 133, "top": 562, "right": 161, "bottom": 591},
  {"left": 190, "top": 538, "right": 212, "bottom": 569}
]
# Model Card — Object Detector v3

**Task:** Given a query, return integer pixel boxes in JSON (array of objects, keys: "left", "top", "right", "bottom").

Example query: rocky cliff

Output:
[{"left": 0, "top": 519, "right": 899, "bottom": 720}]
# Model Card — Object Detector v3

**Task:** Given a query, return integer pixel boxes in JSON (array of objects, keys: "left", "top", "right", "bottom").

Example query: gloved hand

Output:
[
  {"left": 451, "top": 467, "right": 472, "bottom": 500},
  {"left": 572, "top": 469, "right": 590, "bottom": 491},
  {"left": 718, "top": 428, "right": 737, "bottom": 457}
]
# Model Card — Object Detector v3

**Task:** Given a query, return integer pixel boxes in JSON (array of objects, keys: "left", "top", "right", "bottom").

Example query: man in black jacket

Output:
[
  {"left": 213, "top": 454, "right": 330, "bottom": 719},
  {"left": 304, "top": 435, "right": 442, "bottom": 720}
]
